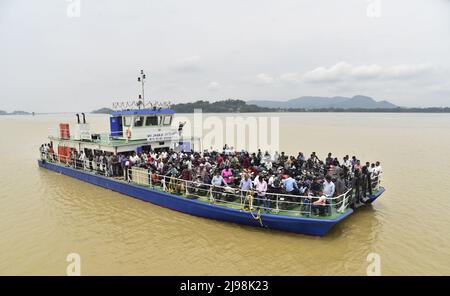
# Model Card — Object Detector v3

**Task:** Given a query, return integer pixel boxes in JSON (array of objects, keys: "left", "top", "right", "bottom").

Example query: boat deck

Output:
[
  {"left": 129, "top": 182, "right": 356, "bottom": 220},
  {"left": 39, "top": 154, "right": 383, "bottom": 223}
]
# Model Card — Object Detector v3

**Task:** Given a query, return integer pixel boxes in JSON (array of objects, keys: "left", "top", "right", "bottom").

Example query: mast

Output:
[{"left": 137, "top": 69, "right": 147, "bottom": 108}]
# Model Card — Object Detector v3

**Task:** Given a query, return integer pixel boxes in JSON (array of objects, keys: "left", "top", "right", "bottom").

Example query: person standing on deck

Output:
[
  {"left": 254, "top": 176, "right": 268, "bottom": 211},
  {"left": 123, "top": 159, "right": 131, "bottom": 181},
  {"left": 369, "top": 163, "right": 376, "bottom": 176},
  {"left": 272, "top": 151, "right": 280, "bottom": 164},
  {"left": 323, "top": 175, "right": 335, "bottom": 198},
  {"left": 343, "top": 155, "right": 352, "bottom": 171},
  {"left": 297, "top": 152, "right": 306, "bottom": 169},
  {"left": 325, "top": 153, "right": 333, "bottom": 166},
  {"left": 221, "top": 166, "right": 233, "bottom": 185},
  {"left": 335, "top": 174, "right": 346, "bottom": 196},
  {"left": 130, "top": 152, "right": 140, "bottom": 166},
  {"left": 49, "top": 145, "right": 55, "bottom": 160},
  {"left": 77, "top": 151, "right": 85, "bottom": 169},
  {"left": 211, "top": 170, "right": 226, "bottom": 187},
  {"left": 178, "top": 121, "right": 186, "bottom": 138},
  {"left": 105, "top": 154, "right": 112, "bottom": 177},
  {"left": 180, "top": 165, "right": 192, "bottom": 181},
  {"left": 310, "top": 152, "right": 319, "bottom": 163},
  {"left": 239, "top": 173, "right": 253, "bottom": 192},
  {"left": 310, "top": 177, "right": 323, "bottom": 196},
  {"left": 211, "top": 170, "right": 226, "bottom": 199},
  {"left": 261, "top": 151, "right": 272, "bottom": 167},
  {"left": 111, "top": 153, "right": 119, "bottom": 176},
  {"left": 352, "top": 169, "right": 363, "bottom": 206},
  {"left": 361, "top": 165, "right": 373, "bottom": 200},
  {"left": 283, "top": 175, "right": 299, "bottom": 195},
  {"left": 239, "top": 173, "right": 253, "bottom": 208},
  {"left": 374, "top": 161, "right": 383, "bottom": 176},
  {"left": 39, "top": 145, "right": 44, "bottom": 159}
]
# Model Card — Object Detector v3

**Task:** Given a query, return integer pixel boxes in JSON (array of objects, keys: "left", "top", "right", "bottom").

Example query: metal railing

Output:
[
  {"left": 48, "top": 128, "right": 117, "bottom": 144},
  {"left": 112, "top": 100, "right": 171, "bottom": 111},
  {"left": 129, "top": 169, "right": 355, "bottom": 217},
  {"left": 40, "top": 152, "right": 355, "bottom": 218}
]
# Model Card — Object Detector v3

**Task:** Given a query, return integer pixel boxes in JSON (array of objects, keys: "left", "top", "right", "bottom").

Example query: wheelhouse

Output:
[{"left": 109, "top": 108, "right": 175, "bottom": 140}]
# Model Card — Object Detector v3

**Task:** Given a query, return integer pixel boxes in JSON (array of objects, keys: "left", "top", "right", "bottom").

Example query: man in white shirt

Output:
[
  {"left": 261, "top": 151, "right": 271, "bottom": 166},
  {"left": 272, "top": 151, "right": 280, "bottom": 164},
  {"left": 368, "top": 164, "right": 374, "bottom": 174},
  {"left": 252, "top": 174, "right": 258, "bottom": 186},
  {"left": 130, "top": 152, "right": 140, "bottom": 165},
  {"left": 323, "top": 175, "right": 335, "bottom": 197},
  {"left": 313, "top": 175, "right": 335, "bottom": 215},
  {"left": 254, "top": 176, "right": 268, "bottom": 211},
  {"left": 161, "top": 151, "right": 168, "bottom": 159},
  {"left": 374, "top": 161, "right": 383, "bottom": 175},
  {"left": 343, "top": 155, "right": 352, "bottom": 170},
  {"left": 78, "top": 151, "right": 85, "bottom": 169}
]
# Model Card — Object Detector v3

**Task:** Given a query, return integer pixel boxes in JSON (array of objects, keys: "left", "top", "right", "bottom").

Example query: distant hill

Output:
[
  {"left": 92, "top": 100, "right": 272, "bottom": 114},
  {"left": 248, "top": 95, "right": 398, "bottom": 109},
  {"left": 92, "top": 107, "right": 114, "bottom": 114},
  {"left": 173, "top": 99, "right": 272, "bottom": 113},
  {"left": 0, "top": 110, "right": 31, "bottom": 115},
  {"left": 10, "top": 110, "right": 31, "bottom": 115},
  {"left": 92, "top": 98, "right": 450, "bottom": 114}
]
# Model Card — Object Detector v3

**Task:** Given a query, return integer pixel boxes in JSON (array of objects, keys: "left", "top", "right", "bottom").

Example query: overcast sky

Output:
[{"left": 1, "top": 0, "right": 450, "bottom": 112}]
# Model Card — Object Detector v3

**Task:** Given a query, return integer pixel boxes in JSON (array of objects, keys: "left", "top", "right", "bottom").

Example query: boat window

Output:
[
  {"left": 163, "top": 115, "right": 172, "bottom": 126},
  {"left": 123, "top": 116, "right": 132, "bottom": 127},
  {"left": 145, "top": 115, "right": 158, "bottom": 126},
  {"left": 134, "top": 116, "right": 144, "bottom": 127}
]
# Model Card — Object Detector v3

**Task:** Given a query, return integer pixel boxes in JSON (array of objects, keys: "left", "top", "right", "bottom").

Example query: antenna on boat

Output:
[{"left": 137, "top": 69, "right": 146, "bottom": 108}]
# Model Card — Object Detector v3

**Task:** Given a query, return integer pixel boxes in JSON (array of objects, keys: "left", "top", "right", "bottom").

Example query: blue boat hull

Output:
[
  {"left": 38, "top": 160, "right": 353, "bottom": 236},
  {"left": 368, "top": 187, "right": 385, "bottom": 203}
]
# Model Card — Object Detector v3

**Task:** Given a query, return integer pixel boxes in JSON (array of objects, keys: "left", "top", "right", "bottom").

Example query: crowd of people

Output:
[{"left": 40, "top": 143, "right": 383, "bottom": 214}]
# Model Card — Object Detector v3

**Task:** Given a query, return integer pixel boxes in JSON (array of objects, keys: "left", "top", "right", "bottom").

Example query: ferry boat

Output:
[{"left": 37, "top": 73, "right": 384, "bottom": 236}]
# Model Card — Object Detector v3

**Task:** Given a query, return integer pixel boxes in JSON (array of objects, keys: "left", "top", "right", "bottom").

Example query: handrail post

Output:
[
  {"left": 309, "top": 196, "right": 312, "bottom": 217},
  {"left": 240, "top": 190, "right": 243, "bottom": 208},
  {"left": 209, "top": 186, "right": 214, "bottom": 203},
  {"left": 275, "top": 194, "right": 279, "bottom": 212}
]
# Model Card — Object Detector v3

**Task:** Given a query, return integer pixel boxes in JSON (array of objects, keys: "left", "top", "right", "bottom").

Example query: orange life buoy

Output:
[{"left": 126, "top": 127, "right": 132, "bottom": 138}]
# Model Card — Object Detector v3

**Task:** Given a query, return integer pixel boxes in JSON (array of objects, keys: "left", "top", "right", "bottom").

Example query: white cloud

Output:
[
  {"left": 351, "top": 64, "right": 383, "bottom": 79},
  {"left": 303, "top": 62, "right": 433, "bottom": 83},
  {"left": 255, "top": 73, "right": 274, "bottom": 84},
  {"left": 280, "top": 72, "right": 302, "bottom": 83},
  {"left": 207, "top": 81, "right": 221, "bottom": 91},
  {"left": 302, "top": 62, "right": 353, "bottom": 83}
]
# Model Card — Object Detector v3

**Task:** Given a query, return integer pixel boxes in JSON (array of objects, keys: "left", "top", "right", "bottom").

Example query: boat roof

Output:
[{"left": 110, "top": 108, "right": 175, "bottom": 116}]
